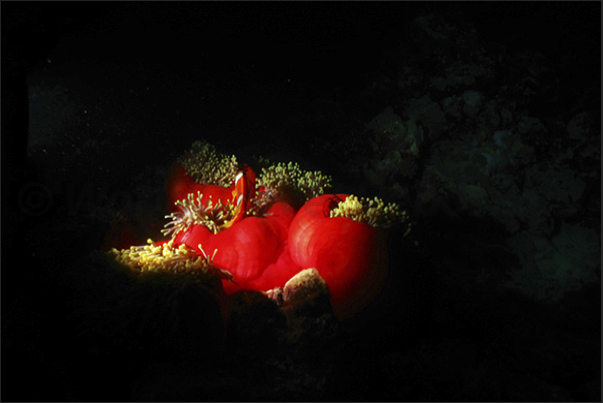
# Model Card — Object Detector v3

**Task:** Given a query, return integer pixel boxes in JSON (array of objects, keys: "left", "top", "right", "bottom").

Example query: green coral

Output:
[{"left": 178, "top": 140, "right": 239, "bottom": 186}]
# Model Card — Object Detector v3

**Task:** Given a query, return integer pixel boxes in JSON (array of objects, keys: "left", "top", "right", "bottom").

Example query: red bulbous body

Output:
[
  {"left": 165, "top": 165, "right": 238, "bottom": 211},
  {"left": 170, "top": 201, "right": 302, "bottom": 295},
  {"left": 165, "top": 164, "right": 256, "bottom": 213},
  {"left": 288, "top": 194, "right": 389, "bottom": 319}
]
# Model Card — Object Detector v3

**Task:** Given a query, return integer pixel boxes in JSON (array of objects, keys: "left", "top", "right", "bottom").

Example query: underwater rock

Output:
[
  {"left": 366, "top": 106, "right": 424, "bottom": 157},
  {"left": 72, "top": 252, "right": 229, "bottom": 362},
  {"left": 404, "top": 95, "right": 448, "bottom": 140},
  {"left": 226, "top": 289, "right": 287, "bottom": 356},
  {"left": 524, "top": 164, "right": 586, "bottom": 215},
  {"left": 461, "top": 90, "right": 483, "bottom": 118},
  {"left": 282, "top": 268, "right": 332, "bottom": 317},
  {"left": 505, "top": 223, "right": 600, "bottom": 300}
]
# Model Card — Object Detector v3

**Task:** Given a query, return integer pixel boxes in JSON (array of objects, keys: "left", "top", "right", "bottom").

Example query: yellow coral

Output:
[
  {"left": 110, "top": 238, "right": 234, "bottom": 282},
  {"left": 329, "top": 194, "right": 409, "bottom": 230}
]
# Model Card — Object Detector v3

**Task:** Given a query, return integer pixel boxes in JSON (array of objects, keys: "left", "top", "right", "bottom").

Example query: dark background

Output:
[{"left": 2, "top": 2, "right": 600, "bottom": 401}]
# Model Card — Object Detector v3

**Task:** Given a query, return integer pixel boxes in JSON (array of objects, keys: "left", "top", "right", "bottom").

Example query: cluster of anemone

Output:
[
  {"left": 162, "top": 191, "right": 236, "bottom": 236},
  {"left": 254, "top": 161, "right": 333, "bottom": 209},
  {"left": 329, "top": 194, "right": 409, "bottom": 230},
  {"left": 110, "top": 239, "right": 234, "bottom": 282},
  {"left": 110, "top": 141, "right": 413, "bottom": 295},
  {"left": 179, "top": 140, "right": 239, "bottom": 187}
]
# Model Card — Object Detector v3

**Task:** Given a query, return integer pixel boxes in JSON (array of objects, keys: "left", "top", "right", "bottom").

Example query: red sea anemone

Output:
[
  {"left": 111, "top": 141, "right": 409, "bottom": 319},
  {"left": 288, "top": 194, "right": 392, "bottom": 319}
]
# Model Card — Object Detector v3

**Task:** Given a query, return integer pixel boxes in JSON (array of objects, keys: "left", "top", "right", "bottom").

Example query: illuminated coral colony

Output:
[{"left": 111, "top": 141, "right": 410, "bottom": 318}]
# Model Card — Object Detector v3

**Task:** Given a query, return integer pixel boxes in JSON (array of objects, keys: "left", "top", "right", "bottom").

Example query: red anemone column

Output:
[{"left": 288, "top": 194, "right": 389, "bottom": 319}]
